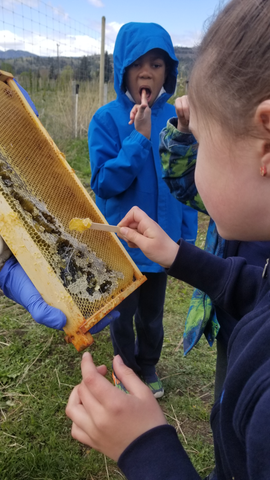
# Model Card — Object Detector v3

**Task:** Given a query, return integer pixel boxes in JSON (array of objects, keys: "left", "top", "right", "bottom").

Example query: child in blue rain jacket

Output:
[{"left": 88, "top": 22, "right": 198, "bottom": 397}]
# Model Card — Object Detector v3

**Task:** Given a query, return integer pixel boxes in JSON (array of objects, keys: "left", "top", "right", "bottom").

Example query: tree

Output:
[
  {"left": 36, "top": 69, "right": 41, "bottom": 91},
  {"left": 104, "top": 51, "right": 112, "bottom": 83},
  {"left": 29, "top": 69, "right": 33, "bottom": 94},
  {"left": 0, "top": 61, "right": 14, "bottom": 75},
  {"left": 49, "top": 61, "right": 56, "bottom": 80},
  {"left": 77, "top": 56, "right": 91, "bottom": 81}
]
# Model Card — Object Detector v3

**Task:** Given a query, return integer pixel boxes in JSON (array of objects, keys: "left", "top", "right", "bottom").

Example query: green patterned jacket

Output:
[{"left": 159, "top": 117, "right": 225, "bottom": 355}]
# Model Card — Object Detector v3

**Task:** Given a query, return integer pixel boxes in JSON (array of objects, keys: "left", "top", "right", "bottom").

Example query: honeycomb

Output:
[{"left": 0, "top": 70, "right": 146, "bottom": 351}]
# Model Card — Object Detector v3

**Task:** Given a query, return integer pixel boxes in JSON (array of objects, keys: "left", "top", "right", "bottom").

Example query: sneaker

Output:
[
  {"left": 142, "top": 372, "right": 164, "bottom": 399},
  {"left": 204, "top": 468, "right": 217, "bottom": 480},
  {"left": 112, "top": 369, "right": 128, "bottom": 393}
]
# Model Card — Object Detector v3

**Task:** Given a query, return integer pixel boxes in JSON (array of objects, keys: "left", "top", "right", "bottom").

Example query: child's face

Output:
[
  {"left": 190, "top": 108, "right": 268, "bottom": 241},
  {"left": 125, "top": 49, "right": 166, "bottom": 107}
]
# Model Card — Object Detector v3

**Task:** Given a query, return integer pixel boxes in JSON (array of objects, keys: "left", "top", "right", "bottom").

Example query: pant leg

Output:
[
  {"left": 204, "top": 469, "right": 217, "bottom": 480},
  {"left": 110, "top": 286, "right": 141, "bottom": 374},
  {"left": 134, "top": 272, "right": 167, "bottom": 377}
]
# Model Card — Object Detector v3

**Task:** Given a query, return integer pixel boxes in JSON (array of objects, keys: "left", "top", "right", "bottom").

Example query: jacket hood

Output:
[{"left": 113, "top": 22, "right": 178, "bottom": 100}]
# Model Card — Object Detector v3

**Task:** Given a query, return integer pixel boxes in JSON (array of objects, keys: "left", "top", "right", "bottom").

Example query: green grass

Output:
[
  {"left": 57, "top": 138, "right": 92, "bottom": 188},
  {"left": 27, "top": 80, "right": 116, "bottom": 141},
  {"left": 0, "top": 139, "right": 215, "bottom": 479}
]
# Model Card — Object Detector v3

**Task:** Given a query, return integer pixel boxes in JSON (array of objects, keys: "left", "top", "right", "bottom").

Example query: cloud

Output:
[
  {"left": 0, "top": 30, "right": 27, "bottom": 51},
  {"left": 83, "top": 20, "right": 122, "bottom": 53},
  {"left": 0, "top": 29, "right": 103, "bottom": 56},
  {"left": 2, "top": 0, "right": 39, "bottom": 7},
  {"left": 87, "top": 0, "right": 104, "bottom": 7},
  {"left": 2, "top": 0, "right": 70, "bottom": 22},
  {"left": 105, "top": 21, "right": 122, "bottom": 50},
  {"left": 47, "top": 2, "right": 70, "bottom": 21},
  {"left": 170, "top": 30, "right": 203, "bottom": 48},
  {"left": 0, "top": 24, "right": 200, "bottom": 59}
]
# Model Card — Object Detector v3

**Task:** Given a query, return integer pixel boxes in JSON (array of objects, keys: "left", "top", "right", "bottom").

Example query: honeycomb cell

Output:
[{"left": 0, "top": 75, "right": 146, "bottom": 338}]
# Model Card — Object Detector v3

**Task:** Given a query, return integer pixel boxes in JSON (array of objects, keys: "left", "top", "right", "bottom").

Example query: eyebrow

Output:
[{"left": 148, "top": 56, "right": 165, "bottom": 61}]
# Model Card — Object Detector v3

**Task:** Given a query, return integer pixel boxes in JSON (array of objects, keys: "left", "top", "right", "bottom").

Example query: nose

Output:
[{"left": 139, "top": 63, "right": 152, "bottom": 79}]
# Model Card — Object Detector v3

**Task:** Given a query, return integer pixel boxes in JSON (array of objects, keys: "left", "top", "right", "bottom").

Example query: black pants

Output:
[{"left": 110, "top": 272, "right": 167, "bottom": 377}]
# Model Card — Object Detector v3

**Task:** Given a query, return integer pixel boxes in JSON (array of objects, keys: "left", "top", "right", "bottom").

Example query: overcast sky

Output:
[{"left": 0, "top": 0, "right": 227, "bottom": 57}]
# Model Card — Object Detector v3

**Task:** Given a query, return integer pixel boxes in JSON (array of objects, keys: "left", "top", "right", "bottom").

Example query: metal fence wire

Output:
[{"left": 0, "top": 0, "right": 115, "bottom": 139}]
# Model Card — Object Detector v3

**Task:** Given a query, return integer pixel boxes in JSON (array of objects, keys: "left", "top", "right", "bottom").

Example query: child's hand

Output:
[
  {"left": 129, "top": 89, "right": 151, "bottom": 139},
  {"left": 175, "top": 95, "right": 191, "bottom": 133},
  {"left": 66, "top": 352, "right": 166, "bottom": 461},
  {"left": 118, "top": 206, "right": 179, "bottom": 269}
]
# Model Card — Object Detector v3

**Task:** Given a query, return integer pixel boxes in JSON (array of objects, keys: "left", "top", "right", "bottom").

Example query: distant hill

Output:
[
  {"left": 0, "top": 46, "right": 196, "bottom": 79},
  {"left": 173, "top": 46, "right": 197, "bottom": 77},
  {"left": 174, "top": 46, "right": 196, "bottom": 61},
  {"left": 0, "top": 49, "right": 38, "bottom": 59}
]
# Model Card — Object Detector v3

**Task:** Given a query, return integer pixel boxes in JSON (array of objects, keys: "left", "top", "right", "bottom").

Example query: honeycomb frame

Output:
[{"left": 0, "top": 70, "right": 146, "bottom": 351}]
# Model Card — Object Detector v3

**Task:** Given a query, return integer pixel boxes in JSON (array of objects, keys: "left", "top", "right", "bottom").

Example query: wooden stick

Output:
[{"left": 90, "top": 222, "right": 120, "bottom": 233}]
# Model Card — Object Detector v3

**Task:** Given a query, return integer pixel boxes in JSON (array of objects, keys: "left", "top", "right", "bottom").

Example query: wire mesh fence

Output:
[
  {"left": 0, "top": 0, "right": 196, "bottom": 140},
  {"left": 0, "top": 0, "right": 115, "bottom": 139}
]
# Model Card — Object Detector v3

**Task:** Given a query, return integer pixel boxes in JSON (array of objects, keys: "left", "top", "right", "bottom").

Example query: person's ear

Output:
[{"left": 254, "top": 100, "right": 270, "bottom": 177}]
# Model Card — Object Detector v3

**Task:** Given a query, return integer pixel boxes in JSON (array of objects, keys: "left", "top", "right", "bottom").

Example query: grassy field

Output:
[
  {"left": 24, "top": 80, "right": 116, "bottom": 141},
  {"left": 0, "top": 138, "right": 215, "bottom": 479},
  {"left": 18, "top": 76, "right": 187, "bottom": 141}
]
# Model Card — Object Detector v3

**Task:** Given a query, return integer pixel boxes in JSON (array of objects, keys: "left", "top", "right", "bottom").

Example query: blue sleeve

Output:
[
  {"left": 89, "top": 110, "right": 151, "bottom": 199},
  {"left": 118, "top": 425, "right": 201, "bottom": 480},
  {"left": 13, "top": 79, "right": 39, "bottom": 117},
  {"left": 181, "top": 204, "right": 198, "bottom": 245}
]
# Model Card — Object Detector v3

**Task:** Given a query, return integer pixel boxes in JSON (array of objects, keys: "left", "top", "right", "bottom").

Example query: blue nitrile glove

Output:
[
  {"left": 0, "top": 256, "right": 120, "bottom": 332},
  {"left": 0, "top": 256, "right": 66, "bottom": 329},
  {"left": 89, "top": 310, "right": 120, "bottom": 334}
]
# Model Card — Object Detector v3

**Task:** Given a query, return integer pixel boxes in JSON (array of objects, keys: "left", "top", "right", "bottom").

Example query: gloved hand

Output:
[
  {"left": 89, "top": 310, "right": 120, "bottom": 334},
  {"left": 0, "top": 256, "right": 66, "bottom": 329},
  {"left": 0, "top": 256, "right": 119, "bottom": 332}
]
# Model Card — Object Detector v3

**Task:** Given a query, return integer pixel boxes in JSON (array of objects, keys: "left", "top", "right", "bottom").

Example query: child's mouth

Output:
[{"left": 140, "top": 88, "right": 151, "bottom": 102}]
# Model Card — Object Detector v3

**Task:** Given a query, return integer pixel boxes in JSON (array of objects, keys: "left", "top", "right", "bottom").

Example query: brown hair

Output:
[{"left": 189, "top": 0, "right": 270, "bottom": 137}]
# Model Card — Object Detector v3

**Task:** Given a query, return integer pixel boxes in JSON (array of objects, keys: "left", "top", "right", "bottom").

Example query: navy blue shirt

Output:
[
  {"left": 216, "top": 240, "right": 270, "bottom": 346},
  {"left": 118, "top": 241, "right": 270, "bottom": 479}
]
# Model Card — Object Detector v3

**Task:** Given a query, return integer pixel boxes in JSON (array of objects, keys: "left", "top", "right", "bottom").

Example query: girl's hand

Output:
[
  {"left": 66, "top": 353, "right": 167, "bottom": 461},
  {"left": 118, "top": 206, "right": 179, "bottom": 269},
  {"left": 129, "top": 89, "right": 151, "bottom": 139},
  {"left": 175, "top": 95, "right": 191, "bottom": 133}
]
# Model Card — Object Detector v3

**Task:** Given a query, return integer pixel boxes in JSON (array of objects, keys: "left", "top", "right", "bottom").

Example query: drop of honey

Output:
[{"left": 69, "top": 217, "right": 92, "bottom": 233}]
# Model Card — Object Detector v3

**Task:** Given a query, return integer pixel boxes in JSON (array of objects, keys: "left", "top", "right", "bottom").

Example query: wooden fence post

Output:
[{"left": 99, "top": 16, "right": 105, "bottom": 108}]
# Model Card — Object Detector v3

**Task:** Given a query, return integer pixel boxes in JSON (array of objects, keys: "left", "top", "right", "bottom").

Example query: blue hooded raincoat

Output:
[{"left": 89, "top": 22, "right": 198, "bottom": 273}]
